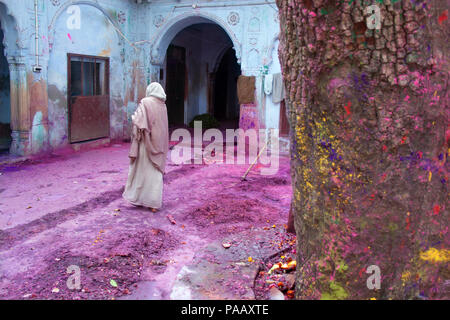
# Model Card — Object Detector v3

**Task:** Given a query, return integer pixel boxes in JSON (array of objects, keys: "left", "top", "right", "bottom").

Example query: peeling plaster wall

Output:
[
  {"left": 29, "top": 77, "right": 49, "bottom": 154},
  {"left": 47, "top": 2, "right": 128, "bottom": 148},
  {"left": 0, "top": 0, "right": 283, "bottom": 155},
  {"left": 1, "top": 0, "right": 36, "bottom": 155},
  {"left": 0, "top": 0, "right": 134, "bottom": 154},
  {"left": 0, "top": 27, "right": 9, "bottom": 125}
]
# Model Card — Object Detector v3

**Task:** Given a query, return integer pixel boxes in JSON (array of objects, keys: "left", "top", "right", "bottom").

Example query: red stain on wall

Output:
[
  {"left": 433, "top": 205, "right": 441, "bottom": 215},
  {"left": 438, "top": 10, "right": 448, "bottom": 25},
  {"left": 344, "top": 101, "right": 352, "bottom": 117}
]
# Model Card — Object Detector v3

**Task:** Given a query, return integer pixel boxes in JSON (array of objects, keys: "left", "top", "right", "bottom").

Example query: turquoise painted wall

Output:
[{"left": 0, "top": 27, "right": 10, "bottom": 125}]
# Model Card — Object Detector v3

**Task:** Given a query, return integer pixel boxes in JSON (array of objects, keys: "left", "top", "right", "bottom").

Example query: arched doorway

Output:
[
  {"left": 163, "top": 23, "right": 240, "bottom": 129},
  {"left": 0, "top": 19, "right": 11, "bottom": 155},
  {"left": 0, "top": 2, "right": 26, "bottom": 156},
  {"left": 151, "top": 14, "right": 241, "bottom": 129}
]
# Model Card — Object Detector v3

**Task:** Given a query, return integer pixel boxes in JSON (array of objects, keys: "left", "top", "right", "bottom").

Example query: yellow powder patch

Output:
[
  {"left": 420, "top": 248, "right": 450, "bottom": 263},
  {"left": 99, "top": 47, "right": 112, "bottom": 56}
]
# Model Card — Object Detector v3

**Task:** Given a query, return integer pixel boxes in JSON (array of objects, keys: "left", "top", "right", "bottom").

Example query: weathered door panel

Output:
[
  {"left": 69, "top": 95, "right": 109, "bottom": 143},
  {"left": 68, "top": 54, "right": 110, "bottom": 143}
]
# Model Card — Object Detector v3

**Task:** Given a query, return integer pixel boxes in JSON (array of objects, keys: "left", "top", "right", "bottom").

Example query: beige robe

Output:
[{"left": 123, "top": 96, "right": 169, "bottom": 209}]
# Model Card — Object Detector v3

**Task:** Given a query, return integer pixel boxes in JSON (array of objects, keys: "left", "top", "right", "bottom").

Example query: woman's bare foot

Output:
[{"left": 149, "top": 207, "right": 158, "bottom": 213}]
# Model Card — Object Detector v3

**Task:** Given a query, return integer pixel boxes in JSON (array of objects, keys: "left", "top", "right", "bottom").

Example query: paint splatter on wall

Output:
[{"left": 239, "top": 104, "right": 259, "bottom": 130}]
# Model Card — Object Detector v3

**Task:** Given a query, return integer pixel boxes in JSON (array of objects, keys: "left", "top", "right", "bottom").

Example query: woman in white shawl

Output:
[{"left": 123, "top": 82, "right": 169, "bottom": 211}]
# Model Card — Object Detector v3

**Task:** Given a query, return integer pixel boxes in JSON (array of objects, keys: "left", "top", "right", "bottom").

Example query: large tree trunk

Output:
[
  {"left": 287, "top": 202, "right": 296, "bottom": 234},
  {"left": 277, "top": 0, "right": 449, "bottom": 299}
]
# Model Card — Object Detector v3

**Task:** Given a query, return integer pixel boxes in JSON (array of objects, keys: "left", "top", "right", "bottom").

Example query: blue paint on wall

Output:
[{"left": 0, "top": 26, "right": 10, "bottom": 125}]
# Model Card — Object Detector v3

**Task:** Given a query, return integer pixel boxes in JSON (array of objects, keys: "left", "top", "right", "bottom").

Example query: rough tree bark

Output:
[
  {"left": 287, "top": 202, "right": 296, "bottom": 234},
  {"left": 277, "top": 0, "right": 449, "bottom": 299}
]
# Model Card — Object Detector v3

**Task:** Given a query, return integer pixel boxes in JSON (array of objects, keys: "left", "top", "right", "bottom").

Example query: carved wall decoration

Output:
[
  {"left": 150, "top": 11, "right": 242, "bottom": 66},
  {"left": 251, "top": 7, "right": 260, "bottom": 16},
  {"left": 227, "top": 11, "right": 240, "bottom": 26},
  {"left": 248, "top": 17, "right": 260, "bottom": 33},
  {"left": 153, "top": 14, "right": 164, "bottom": 28},
  {"left": 249, "top": 37, "right": 257, "bottom": 46},
  {"left": 117, "top": 11, "right": 126, "bottom": 24}
]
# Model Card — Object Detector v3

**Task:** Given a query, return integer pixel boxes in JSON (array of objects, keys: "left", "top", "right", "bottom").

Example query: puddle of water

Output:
[{"left": 131, "top": 234, "right": 207, "bottom": 300}]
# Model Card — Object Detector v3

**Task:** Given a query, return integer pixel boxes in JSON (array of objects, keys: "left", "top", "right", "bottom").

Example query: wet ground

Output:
[{"left": 0, "top": 143, "right": 292, "bottom": 300}]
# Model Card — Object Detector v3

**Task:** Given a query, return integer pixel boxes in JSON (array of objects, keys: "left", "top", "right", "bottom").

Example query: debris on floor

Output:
[{"left": 254, "top": 232, "right": 297, "bottom": 300}]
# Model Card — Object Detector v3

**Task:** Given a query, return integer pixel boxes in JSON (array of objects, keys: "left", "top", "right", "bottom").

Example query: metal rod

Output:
[
  {"left": 241, "top": 142, "right": 267, "bottom": 181},
  {"left": 33, "top": 0, "right": 42, "bottom": 72}
]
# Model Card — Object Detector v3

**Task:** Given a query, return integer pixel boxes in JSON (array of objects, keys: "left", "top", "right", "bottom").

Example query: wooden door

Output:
[{"left": 68, "top": 54, "right": 110, "bottom": 143}]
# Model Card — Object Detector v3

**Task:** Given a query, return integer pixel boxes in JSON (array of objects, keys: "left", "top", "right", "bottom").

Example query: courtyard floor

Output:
[{"left": 0, "top": 142, "right": 293, "bottom": 300}]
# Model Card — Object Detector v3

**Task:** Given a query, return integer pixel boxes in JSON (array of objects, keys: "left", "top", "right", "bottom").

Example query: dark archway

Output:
[
  {"left": 165, "top": 44, "right": 186, "bottom": 127},
  {"left": 163, "top": 22, "right": 240, "bottom": 129},
  {"left": 213, "top": 46, "right": 241, "bottom": 129},
  {"left": 0, "top": 20, "right": 11, "bottom": 155}
]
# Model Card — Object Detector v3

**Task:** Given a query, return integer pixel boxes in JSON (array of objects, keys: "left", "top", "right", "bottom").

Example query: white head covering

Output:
[{"left": 146, "top": 82, "right": 167, "bottom": 102}]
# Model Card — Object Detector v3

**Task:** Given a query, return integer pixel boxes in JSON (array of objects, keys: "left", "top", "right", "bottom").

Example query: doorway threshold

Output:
[
  {"left": 0, "top": 153, "right": 27, "bottom": 166},
  {"left": 70, "top": 137, "right": 110, "bottom": 152}
]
